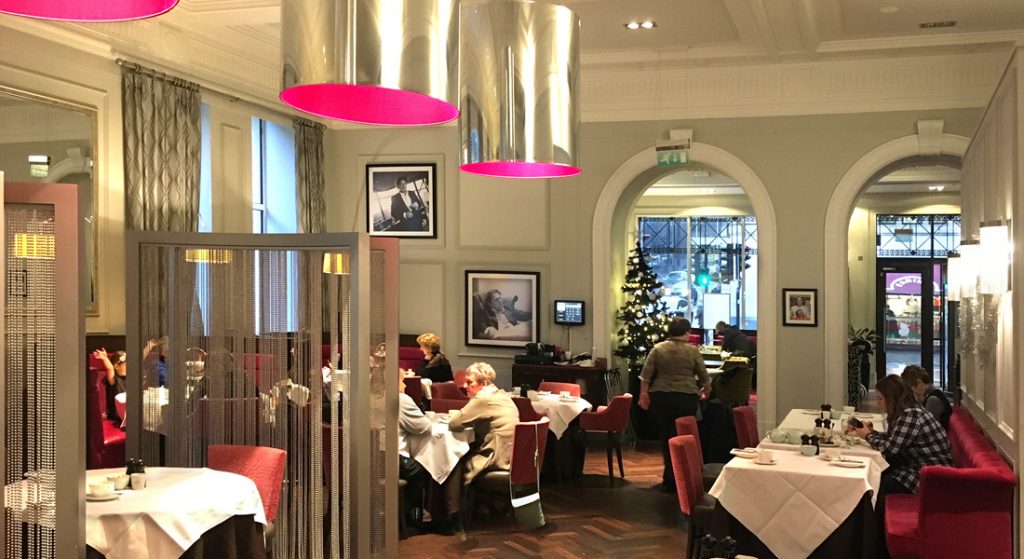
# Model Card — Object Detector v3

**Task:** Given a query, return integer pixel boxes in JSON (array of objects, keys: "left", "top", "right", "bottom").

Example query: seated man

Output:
[
  {"left": 398, "top": 372, "right": 431, "bottom": 529},
  {"left": 900, "top": 364, "right": 952, "bottom": 430},
  {"left": 714, "top": 321, "right": 754, "bottom": 356}
]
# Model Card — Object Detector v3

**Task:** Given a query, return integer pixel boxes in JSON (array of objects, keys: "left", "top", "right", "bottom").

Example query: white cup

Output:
[
  {"left": 527, "top": 390, "right": 539, "bottom": 401},
  {"left": 843, "top": 405, "right": 856, "bottom": 414},
  {"left": 754, "top": 449, "right": 773, "bottom": 464},
  {"left": 130, "top": 473, "right": 147, "bottom": 490},
  {"left": 89, "top": 481, "right": 113, "bottom": 497},
  {"left": 559, "top": 391, "right": 571, "bottom": 397},
  {"left": 106, "top": 474, "right": 130, "bottom": 491},
  {"left": 824, "top": 448, "right": 842, "bottom": 461}
]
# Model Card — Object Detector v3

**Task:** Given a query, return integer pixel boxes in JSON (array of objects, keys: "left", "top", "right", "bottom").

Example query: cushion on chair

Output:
[
  {"left": 476, "top": 470, "right": 511, "bottom": 493},
  {"left": 884, "top": 494, "right": 922, "bottom": 559},
  {"left": 208, "top": 445, "right": 287, "bottom": 522},
  {"left": 691, "top": 493, "right": 717, "bottom": 529}
]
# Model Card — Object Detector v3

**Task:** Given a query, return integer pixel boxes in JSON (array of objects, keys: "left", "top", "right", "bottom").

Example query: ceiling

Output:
[{"left": 161, "top": 0, "right": 1024, "bottom": 70}]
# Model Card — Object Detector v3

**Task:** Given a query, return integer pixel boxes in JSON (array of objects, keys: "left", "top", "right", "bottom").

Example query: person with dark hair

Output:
[
  {"left": 638, "top": 316, "right": 710, "bottom": 491},
  {"left": 848, "top": 374, "right": 951, "bottom": 552},
  {"left": 389, "top": 176, "right": 426, "bottom": 232},
  {"left": 714, "top": 321, "right": 754, "bottom": 356},
  {"left": 900, "top": 364, "right": 952, "bottom": 429},
  {"left": 92, "top": 348, "right": 128, "bottom": 424}
]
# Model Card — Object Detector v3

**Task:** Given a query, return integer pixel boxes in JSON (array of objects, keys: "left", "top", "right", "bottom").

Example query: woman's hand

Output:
[
  {"left": 92, "top": 348, "right": 111, "bottom": 365},
  {"left": 849, "top": 422, "right": 873, "bottom": 439},
  {"left": 639, "top": 392, "right": 651, "bottom": 410}
]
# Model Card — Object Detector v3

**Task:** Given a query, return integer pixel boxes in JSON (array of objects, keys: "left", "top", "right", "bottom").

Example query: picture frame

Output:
[
  {"left": 783, "top": 288, "right": 818, "bottom": 327},
  {"left": 366, "top": 163, "right": 437, "bottom": 238},
  {"left": 465, "top": 271, "right": 539, "bottom": 347}
]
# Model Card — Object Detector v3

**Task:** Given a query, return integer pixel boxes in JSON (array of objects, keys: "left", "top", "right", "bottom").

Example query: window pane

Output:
[{"left": 198, "top": 102, "right": 212, "bottom": 232}]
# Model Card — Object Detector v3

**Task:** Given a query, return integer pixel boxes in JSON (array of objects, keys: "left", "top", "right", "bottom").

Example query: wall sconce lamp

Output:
[
  {"left": 184, "top": 249, "right": 233, "bottom": 264},
  {"left": 0, "top": 0, "right": 178, "bottom": 21},
  {"left": 322, "top": 252, "right": 350, "bottom": 275},
  {"left": 979, "top": 221, "right": 1010, "bottom": 295},
  {"left": 13, "top": 233, "right": 55, "bottom": 260},
  {"left": 957, "top": 241, "right": 980, "bottom": 299}
]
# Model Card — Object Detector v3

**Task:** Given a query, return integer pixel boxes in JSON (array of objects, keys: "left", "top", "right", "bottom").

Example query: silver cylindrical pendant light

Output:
[
  {"left": 460, "top": 0, "right": 581, "bottom": 178},
  {"left": 281, "top": 0, "right": 460, "bottom": 126}
]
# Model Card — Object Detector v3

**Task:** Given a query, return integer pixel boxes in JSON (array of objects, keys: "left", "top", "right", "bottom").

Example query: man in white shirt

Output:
[{"left": 399, "top": 375, "right": 431, "bottom": 529}]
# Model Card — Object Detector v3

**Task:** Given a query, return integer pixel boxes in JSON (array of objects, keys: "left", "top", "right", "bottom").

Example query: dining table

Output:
[
  {"left": 114, "top": 387, "right": 170, "bottom": 434},
  {"left": 525, "top": 393, "right": 592, "bottom": 439},
  {"left": 406, "top": 414, "right": 475, "bottom": 483},
  {"left": 708, "top": 408, "right": 889, "bottom": 559},
  {"left": 85, "top": 467, "right": 266, "bottom": 559}
]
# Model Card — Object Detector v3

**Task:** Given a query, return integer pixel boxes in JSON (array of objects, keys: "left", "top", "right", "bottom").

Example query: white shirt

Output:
[{"left": 398, "top": 393, "right": 430, "bottom": 458}]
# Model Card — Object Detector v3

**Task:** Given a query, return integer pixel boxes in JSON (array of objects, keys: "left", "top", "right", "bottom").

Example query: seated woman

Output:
[
  {"left": 92, "top": 348, "right": 127, "bottom": 424},
  {"left": 848, "top": 374, "right": 951, "bottom": 537},
  {"left": 416, "top": 332, "right": 453, "bottom": 383}
]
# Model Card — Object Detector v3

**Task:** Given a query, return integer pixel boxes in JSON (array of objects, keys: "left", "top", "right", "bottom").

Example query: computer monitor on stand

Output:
[{"left": 554, "top": 300, "right": 585, "bottom": 356}]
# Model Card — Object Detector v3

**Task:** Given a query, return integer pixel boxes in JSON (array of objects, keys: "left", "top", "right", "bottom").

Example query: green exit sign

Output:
[{"left": 656, "top": 149, "right": 689, "bottom": 166}]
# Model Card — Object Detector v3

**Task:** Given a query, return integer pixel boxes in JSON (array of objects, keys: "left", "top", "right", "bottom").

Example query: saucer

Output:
[
  {"left": 730, "top": 449, "right": 758, "bottom": 459},
  {"left": 752, "top": 459, "right": 777, "bottom": 466},
  {"left": 86, "top": 492, "right": 119, "bottom": 501},
  {"left": 559, "top": 396, "right": 578, "bottom": 402},
  {"left": 830, "top": 459, "right": 865, "bottom": 468},
  {"left": 537, "top": 391, "right": 552, "bottom": 396}
]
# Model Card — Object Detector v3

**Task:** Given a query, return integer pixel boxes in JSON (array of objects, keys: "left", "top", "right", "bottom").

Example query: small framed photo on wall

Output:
[
  {"left": 783, "top": 288, "right": 817, "bottom": 327},
  {"left": 366, "top": 163, "right": 437, "bottom": 238},
  {"left": 465, "top": 271, "right": 539, "bottom": 347}
]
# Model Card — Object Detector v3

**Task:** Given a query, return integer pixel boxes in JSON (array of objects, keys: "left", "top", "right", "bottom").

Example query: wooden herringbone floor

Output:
[{"left": 398, "top": 443, "right": 688, "bottom": 558}]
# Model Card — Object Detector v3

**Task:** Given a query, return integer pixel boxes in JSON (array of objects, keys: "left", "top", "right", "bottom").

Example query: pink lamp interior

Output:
[
  {"left": 0, "top": 0, "right": 178, "bottom": 21},
  {"left": 460, "top": 161, "right": 582, "bottom": 179},
  {"left": 280, "top": 84, "right": 459, "bottom": 127}
]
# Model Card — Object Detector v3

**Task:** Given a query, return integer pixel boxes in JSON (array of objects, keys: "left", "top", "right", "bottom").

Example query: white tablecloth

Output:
[
  {"left": 777, "top": 408, "right": 885, "bottom": 432},
  {"left": 406, "top": 418, "right": 474, "bottom": 483},
  {"left": 86, "top": 467, "right": 266, "bottom": 559},
  {"left": 529, "top": 395, "right": 591, "bottom": 439},
  {"left": 709, "top": 446, "right": 883, "bottom": 559},
  {"left": 114, "top": 388, "right": 170, "bottom": 434},
  {"left": 763, "top": 409, "right": 889, "bottom": 469}
]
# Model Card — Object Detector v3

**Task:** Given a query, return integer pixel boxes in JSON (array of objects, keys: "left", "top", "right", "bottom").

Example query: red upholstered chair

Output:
[
  {"left": 732, "top": 405, "right": 758, "bottom": 448},
  {"left": 538, "top": 381, "right": 581, "bottom": 397},
  {"left": 398, "top": 346, "right": 424, "bottom": 375},
  {"left": 472, "top": 418, "right": 551, "bottom": 527},
  {"left": 512, "top": 396, "right": 546, "bottom": 422},
  {"left": 669, "top": 435, "right": 717, "bottom": 559},
  {"left": 208, "top": 444, "right": 287, "bottom": 554},
  {"left": 429, "top": 398, "right": 469, "bottom": 414},
  {"left": 453, "top": 369, "right": 468, "bottom": 389},
  {"left": 403, "top": 376, "right": 424, "bottom": 408},
  {"left": 579, "top": 394, "right": 633, "bottom": 483},
  {"left": 687, "top": 333, "right": 702, "bottom": 346},
  {"left": 675, "top": 416, "right": 724, "bottom": 491},
  {"left": 85, "top": 368, "right": 125, "bottom": 469},
  {"left": 431, "top": 381, "right": 468, "bottom": 400}
]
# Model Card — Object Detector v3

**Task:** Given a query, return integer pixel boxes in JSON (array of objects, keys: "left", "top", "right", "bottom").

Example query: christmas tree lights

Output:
[{"left": 615, "top": 243, "right": 671, "bottom": 377}]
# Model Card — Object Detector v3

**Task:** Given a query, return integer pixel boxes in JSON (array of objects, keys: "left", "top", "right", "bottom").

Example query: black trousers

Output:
[
  {"left": 400, "top": 455, "right": 428, "bottom": 513},
  {"left": 650, "top": 391, "right": 700, "bottom": 488}
]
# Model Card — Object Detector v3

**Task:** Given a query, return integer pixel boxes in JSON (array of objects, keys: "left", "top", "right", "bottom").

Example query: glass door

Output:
[{"left": 875, "top": 260, "right": 949, "bottom": 387}]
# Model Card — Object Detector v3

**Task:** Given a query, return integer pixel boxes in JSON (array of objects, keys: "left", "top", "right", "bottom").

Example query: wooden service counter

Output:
[{"left": 511, "top": 359, "right": 608, "bottom": 406}]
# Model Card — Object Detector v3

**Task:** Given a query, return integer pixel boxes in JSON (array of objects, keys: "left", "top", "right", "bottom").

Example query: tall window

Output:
[
  {"left": 639, "top": 216, "right": 758, "bottom": 330},
  {"left": 876, "top": 214, "right": 961, "bottom": 257}
]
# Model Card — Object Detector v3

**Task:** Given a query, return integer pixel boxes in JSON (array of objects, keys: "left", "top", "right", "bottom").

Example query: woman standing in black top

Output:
[{"left": 416, "top": 332, "right": 453, "bottom": 383}]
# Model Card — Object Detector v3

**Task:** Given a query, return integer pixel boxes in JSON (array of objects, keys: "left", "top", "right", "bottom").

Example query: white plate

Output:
[
  {"left": 800, "top": 410, "right": 822, "bottom": 415},
  {"left": 86, "top": 492, "right": 119, "bottom": 501},
  {"left": 730, "top": 449, "right": 758, "bottom": 459},
  {"left": 830, "top": 459, "right": 866, "bottom": 468},
  {"left": 752, "top": 460, "right": 777, "bottom": 466},
  {"left": 537, "top": 391, "right": 551, "bottom": 396}
]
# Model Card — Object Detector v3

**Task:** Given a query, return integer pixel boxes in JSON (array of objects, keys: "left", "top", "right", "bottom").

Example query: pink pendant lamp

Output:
[
  {"left": 459, "top": 1, "right": 581, "bottom": 178},
  {"left": 0, "top": 0, "right": 178, "bottom": 21},
  {"left": 280, "top": 0, "right": 460, "bottom": 127}
]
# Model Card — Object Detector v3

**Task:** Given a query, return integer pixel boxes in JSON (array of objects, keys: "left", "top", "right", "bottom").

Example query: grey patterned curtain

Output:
[
  {"left": 295, "top": 118, "right": 326, "bottom": 233},
  {"left": 121, "top": 63, "right": 202, "bottom": 359},
  {"left": 122, "top": 64, "right": 201, "bottom": 232}
]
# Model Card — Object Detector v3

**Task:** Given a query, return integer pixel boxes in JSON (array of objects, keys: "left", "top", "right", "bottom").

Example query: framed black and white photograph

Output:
[
  {"left": 783, "top": 288, "right": 817, "bottom": 327},
  {"left": 466, "top": 271, "right": 539, "bottom": 347},
  {"left": 366, "top": 163, "right": 437, "bottom": 238}
]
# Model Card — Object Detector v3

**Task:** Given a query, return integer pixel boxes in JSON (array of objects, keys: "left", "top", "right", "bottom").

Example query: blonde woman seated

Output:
[{"left": 416, "top": 332, "right": 453, "bottom": 383}]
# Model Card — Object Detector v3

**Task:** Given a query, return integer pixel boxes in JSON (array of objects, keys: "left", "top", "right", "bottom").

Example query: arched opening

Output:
[
  {"left": 824, "top": 133, "right": 968, "bottom": 407},
  {"left": 593, "top": 144, "right": 778, "bottom": 428}
]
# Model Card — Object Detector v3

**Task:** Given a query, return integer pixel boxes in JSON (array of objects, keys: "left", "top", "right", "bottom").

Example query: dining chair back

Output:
[
  {"left": 579, "top": 394, "right": 634, "bottom": 482},
  {"left": 403, "top": 376, "right": 424, "bottom": 408},
  {"left": 675, "top": 416, "right": 704, "bottom": 465},
  {"left": 85, "top": 368, "right": 125, "bottom": 469},
  {"left": 510, "top": 418, "right": 551, "bottom": 485},
  {"left": 732, "top": 405, "right": 758, "bottom": 448},
  {"left": 512, "top": 396, "right": 546, "bottom": 422},
  {"left": 670, "top": 434, "right": 717, "bottom": 559},
  {"left": 714, "top": 366, "right": 754, "bottom": 407},
  {"left": 537, "top": 381, "right": 581, "bottom": 397},
  {"left": 429, "top": 398, "right": 469, "bottom": 414},
  {"left": 207, "top": 444, "right": 287, "bottom": 522},
  {"left": 431, "top": 381, "right": 468, "bottom": 400}
]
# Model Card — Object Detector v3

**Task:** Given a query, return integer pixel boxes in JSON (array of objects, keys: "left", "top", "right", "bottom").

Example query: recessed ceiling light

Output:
[
  {"left": 928, "top": 185, "right": 945, "bottom": 191},
  {"left": 624, "top": 20, "right": 656, "bottom": 30},
  {"left": 880, "top": 6, "right": 899, "bottom": 14}
]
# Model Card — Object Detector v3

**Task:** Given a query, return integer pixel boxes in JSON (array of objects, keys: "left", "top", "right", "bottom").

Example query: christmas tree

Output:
[{"left": 615, "top": 243, "right": 671, "bottom": 376}]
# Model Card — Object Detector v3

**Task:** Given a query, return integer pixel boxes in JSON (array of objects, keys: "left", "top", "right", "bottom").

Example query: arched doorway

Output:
[
  {"left": 592, "top": 143, "right": 778, "bottom": 428},
  {"left": 823, "top": 130, "right": 968, "bottom": 407}
]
